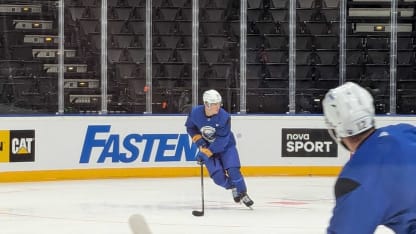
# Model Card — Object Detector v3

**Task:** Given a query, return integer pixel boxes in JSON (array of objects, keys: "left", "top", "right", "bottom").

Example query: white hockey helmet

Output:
[
  {"left": 203, "top": 89, "right": 222, "bottom": 104},
  {"left": 322, "top": 82, "right": 375, "bottom": 139}
]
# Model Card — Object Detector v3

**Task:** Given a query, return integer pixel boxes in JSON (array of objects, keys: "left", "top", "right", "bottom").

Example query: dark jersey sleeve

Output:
[
  {"left": 334, "top": 178, "right": 360, "bottom": 199},
  {"left": 327, "top": 177, "right": 381, "bottom": 234}
]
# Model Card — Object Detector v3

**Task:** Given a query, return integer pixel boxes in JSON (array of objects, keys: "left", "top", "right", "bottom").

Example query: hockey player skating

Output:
[
  {"left": 185, "top": 89, "right": 254, "bottom": 208},
  {"left": 322, "top": 82, "right": 416, "bottom": 233}
]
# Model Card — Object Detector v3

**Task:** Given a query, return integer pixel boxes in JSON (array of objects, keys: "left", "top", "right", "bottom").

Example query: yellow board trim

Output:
[
  {"left": 0, "top": 130, "right": 10, "bottom": 163},
  {"left": 0, "top": 166, "right": 342, "bottom": 183}
]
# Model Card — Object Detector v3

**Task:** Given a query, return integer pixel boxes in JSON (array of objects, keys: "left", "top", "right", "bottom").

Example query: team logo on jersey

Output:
[
  {"left": 0, "top": 130, "right": 35, "bottom": 163},
  {"left": 200, "top": 126, "right": 216, "bottom": 143}
]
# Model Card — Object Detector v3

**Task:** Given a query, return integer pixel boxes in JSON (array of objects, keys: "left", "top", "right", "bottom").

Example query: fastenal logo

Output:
[
  {"left": 80, "top": 125, "right": 198, "bottom": 163},
  {"left": 0, "top": 130, "right": 35, "bottom": 163},
  {"left": 281, "top": 128, "right": 337, "bottom": 157}
]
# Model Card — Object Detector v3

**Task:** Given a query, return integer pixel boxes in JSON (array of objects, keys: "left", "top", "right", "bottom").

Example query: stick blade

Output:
[
  {"left": 128, "top": 214, "right": 152, "bottom": 234},
  {"left": 192, "top": 210, "right": 204, "bottom": 217}
]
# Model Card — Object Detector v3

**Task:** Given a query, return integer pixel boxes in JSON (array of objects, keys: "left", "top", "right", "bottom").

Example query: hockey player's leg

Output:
[
  {"left": 227, "top": 167, "right": 246, "bottom": 202},
  {"left": 211, "top": 170, "right": 233, "bottom": 189},
  {"left": 227, "top": 167, "right": 254, "bottom": 207},
  {"left": 205, "top": 157, "right": 233, "bottom": 189},
  {"left": 219, "top": 147, "right": 253, "bottom": 207},
  {"left": 231, "top": 187, "right": 240, "bottom": 202}
]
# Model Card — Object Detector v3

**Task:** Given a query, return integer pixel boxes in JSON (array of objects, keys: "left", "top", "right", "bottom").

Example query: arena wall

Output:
[{"left": 0, "top": 115, "right": 414, "bottom": 182}]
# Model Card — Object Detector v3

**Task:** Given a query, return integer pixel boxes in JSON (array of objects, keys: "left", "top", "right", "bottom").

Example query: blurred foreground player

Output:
[
  {"left": 322, "top": 82, "right": 416, "bottom": 233},
  {"left": 185, "top": 89, "right": 253, "bottom": 207}
]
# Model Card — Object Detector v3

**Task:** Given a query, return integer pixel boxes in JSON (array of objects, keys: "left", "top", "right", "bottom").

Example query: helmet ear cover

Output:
[{"left": 322, "top": 82, "right": 375, "bottom": 141}]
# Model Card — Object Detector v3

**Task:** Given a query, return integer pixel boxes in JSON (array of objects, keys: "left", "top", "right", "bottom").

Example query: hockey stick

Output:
[{"left": 192, "top": 163, "right": 205, "bottom": 216}]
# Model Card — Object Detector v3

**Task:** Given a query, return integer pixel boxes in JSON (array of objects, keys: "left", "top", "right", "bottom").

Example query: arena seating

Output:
[
  {"left": 0, "top": 0, "right": 414, "bottom": 114},
  {"left": 346, "top": 0, "right": 416, "bottom": 114}
]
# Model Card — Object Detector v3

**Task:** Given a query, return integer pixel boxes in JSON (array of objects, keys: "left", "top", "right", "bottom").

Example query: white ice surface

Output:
[{"left": 0, "top": 177, "right": 393, "bottom": 234}]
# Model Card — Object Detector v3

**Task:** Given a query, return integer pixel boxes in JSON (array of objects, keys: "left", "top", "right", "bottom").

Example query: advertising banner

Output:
[
  {"left": 0, "top": 130, "right": 35, "bottom": 163},
  {"left": 281, "top": 128, "right": 337, "bottom": 157},
  {"left": 0, "top": 115, "right": 413, "bottom": 181}
]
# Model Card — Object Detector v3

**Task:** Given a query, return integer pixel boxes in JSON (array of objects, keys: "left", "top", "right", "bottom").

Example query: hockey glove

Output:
[
  {"left": 195, "top": 151, "right": 209, "bottom": 165},
  {"left": 192, "top": 134, "right": 207, "bottom": 148},
  {"left": 199, "top": 147, "right": 213, "bottom": 157},
  {"left": 195, "top": 148, "right": 213, "bottom": 165}
]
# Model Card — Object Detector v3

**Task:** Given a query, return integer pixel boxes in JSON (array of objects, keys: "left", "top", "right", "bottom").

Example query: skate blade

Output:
[
  {"left": 242, "top": 202, "right": 254, "bottom": 210},
  {"left": 238, "top": 201, "right": 254, "bottom": 210}
]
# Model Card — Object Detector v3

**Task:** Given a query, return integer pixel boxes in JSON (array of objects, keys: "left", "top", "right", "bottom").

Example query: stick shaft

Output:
[{"left": 200, "top": 163, "right": 204, "bottom": 213}]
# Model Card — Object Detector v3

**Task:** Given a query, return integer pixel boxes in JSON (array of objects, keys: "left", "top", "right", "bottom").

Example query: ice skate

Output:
[
  {"left": 231, "top": 187, "right": 241, "bottom": 203},
  {"left": 240, "top": 193, "right": 254, "bottom": 208}
]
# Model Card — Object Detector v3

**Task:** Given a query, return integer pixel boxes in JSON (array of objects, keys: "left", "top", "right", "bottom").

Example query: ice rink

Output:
[{"left": 0, "top": 176, "right": 393, "bottom": 234}]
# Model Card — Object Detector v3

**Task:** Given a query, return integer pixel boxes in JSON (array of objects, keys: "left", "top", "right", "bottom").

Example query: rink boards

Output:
[{"left": 0, "top": 115, "right": 414, "bottom": 182}]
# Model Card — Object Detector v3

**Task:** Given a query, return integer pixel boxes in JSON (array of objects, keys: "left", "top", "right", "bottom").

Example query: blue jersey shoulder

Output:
[
  {"left": 189, "top": 105, "right": 230, "bottom": 125},
  {"left": 216, "top": 108, "right": 231, "bottom": 125},
  {"left": 342, "top": 123, "right": 416, "bottom": 182}
]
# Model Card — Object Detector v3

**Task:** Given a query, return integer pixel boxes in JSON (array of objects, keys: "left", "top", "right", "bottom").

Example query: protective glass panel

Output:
[
  {"left": 0, "top": 2, "right": 59, "bottom": 113},
  {"left": 396, "top": 1, "right": 416, "bottom": 114},
  {"left": 345, "top": 0, "right": 394, "bottom": 114},
  {"left": 106, "top": 0, "right": 147, "bottom": 114},
  {"left": 245, "top": 0, "right": 290, "bottom": 114},
  {"left": 295, "top": 0, "right": 340, "bottom": 114},
  {"left": 62, "top": 0, "right": 102, "bottom": 113},
  {"left": 199, "top": 0, "right": 241, "bottom": 114},
  {"left": 152, "top": 0, "right": 193, "bottom": 114}
]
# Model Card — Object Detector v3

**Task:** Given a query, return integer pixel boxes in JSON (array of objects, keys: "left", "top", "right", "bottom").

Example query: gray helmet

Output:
[
  {"left": 322, "top": 82, "right": 375, "bottom": 139},
  {"left": 203, "top": 89, "right": 222, "bottom": 104}
]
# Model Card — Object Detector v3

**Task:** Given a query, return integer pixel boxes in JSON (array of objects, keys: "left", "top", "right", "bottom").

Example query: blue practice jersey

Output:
[
  {"left": 185, "top": 105, "right": 236, "bottom": 154},
  {"left": 328, "top": 123, "right": 416, "bottom": 234}
]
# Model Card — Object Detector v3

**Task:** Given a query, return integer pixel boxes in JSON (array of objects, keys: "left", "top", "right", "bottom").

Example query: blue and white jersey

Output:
[
  {"left": 328, "top": 123, "right": 416, "bottom": 234},
  {"left": 185, "top": 105, "right": 236, "bottom": 154}
]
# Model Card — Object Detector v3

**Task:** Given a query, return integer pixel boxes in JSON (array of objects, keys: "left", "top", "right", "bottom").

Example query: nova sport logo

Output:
[{"left": 80, "top": 125, "right": 198, "bottom": 163}]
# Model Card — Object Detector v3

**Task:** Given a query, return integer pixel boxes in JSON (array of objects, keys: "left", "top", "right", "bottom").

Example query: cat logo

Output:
[
  {"left": 11, "top": 137, "right": 33, "bottom": 154},
  {"left": 0, "top": 130, "right": 35, "bottom": 163}
]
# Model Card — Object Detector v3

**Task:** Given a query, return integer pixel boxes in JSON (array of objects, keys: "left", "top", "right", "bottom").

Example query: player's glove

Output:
[
  {"left": 192, "top": 134, "right": 207, "bottom": 148},
  {"left": 195, "top": 152, "right": 207, "bottom": 165},
  {"left": 199, "top": 147, "right": 213, "bottom": 157},
  {"left": 195, "top": 148, "right": 213, "bottom": 165}
]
